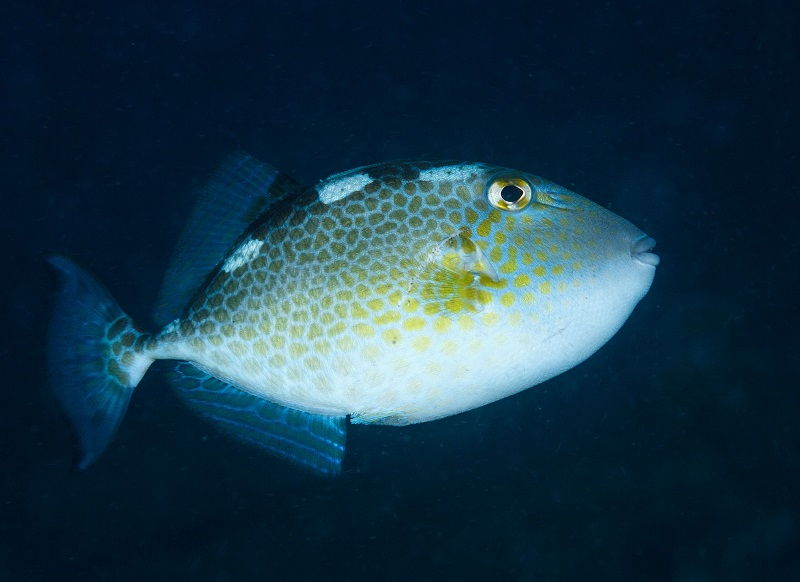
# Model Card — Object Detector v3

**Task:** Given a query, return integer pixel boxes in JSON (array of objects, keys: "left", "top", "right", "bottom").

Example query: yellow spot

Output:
[
  {"left": 522, "top": 252, "right": 533, "bottom": 265},
  {"left": 539, "top": 281, "right": 552, "bottom": 294},
  {"left": 336, "top": 289, "right": 354, "bottom": 301},
  {"left": 500, "top": 292, "right": 515, "bottom": 307},
  {"left": 433, "top": 316, "right": 451, "bottom": 333},
  {"left": 329, "top": 321, "right": 347, "bottom": 336},
  {"left": 253, "top": 339, "right": 269, "bottom": 356},
  {"left": 572, "top": 261, "right": 582, "bottom": 270},
  {"left": 403, "top": 298, "right": 420, "bottom": 313},
  {"left": 490, "top": 246, "right": 503, "bottom": 262},
  {"left": 337, "top": 336, "right": 356, "bottom": 350},
  {"left": 269, "top": 354, "right": 287, "bottom": 367},
  {"left": 367, "top": 298, "right": 384, "bottom": 311},
  {"left": 499, "top": 260, "right": 518, "bottom": 274},
  {"left": 465, "top": 208, "right": 478, "bottom": 224},
  {"left": 514, "top": 274, "right": 531, "bottom": 287},
  {"left": 557, "top": 282, "right": 568, "bottom": 292},
  {"left": 509, "top": 312, "right": 523, "bottom": 326},
  {"left": 239, "top": 327, "right": 256, "bottom": 341},
  {"left": 521, "top": 292, "right": 535, "bottom": 304},
  {"left": 271, "top": 335, "right": 285, "bottom": 349},
  {"left": 356, "top": 284, "right": 370, "bottom": 299},
  {"left": 477, "top": 219, "right": 492, "bottom": 237},
  {"left": 494, "top": 231, "right": 506, "bottom": 244},
  {"left": 488, "top": 209, "right": 501, "bottom": 223},
  {"left": 307, "top": 323, "right": 323, "bottom": 339},
  {"left": 351, "top": 304, "right": 369, "bottom": 319},
  {"left": 289, "top": 343, "right": 308, "bottom": 357},
  {"left": 362, "top": 344, "right": 381, "bottom": 359},
  {"left": 481, "top": 312, "right": 500, "bottom": 326},
  {"left": 229, "top": 341, "right": 247, "bottom": 356},
  {"left": 442, "top": 340, "right": 458, "bottom": 355},
  {"left": 403, "top": 317, "right": 426, "bottom": 331},
  {"left": 422, "top": 303, "right": 441, "bottom": 317},
  {"left": 536, "top": 251, "right": 548, "bottom": 262},
  {"left": 412, "top": 336, "right": 432, "bottom": 351},
  {"left": 313, "top": 340, "right": 332, "bottom": 355},
  {"left": 552, "top": 264, "right": 565, "bottom": 276},
  {"left": 353, "top": 323, "right": 375, "bottom": 337},
  {"left": 533, "top": 266, "right": 546, "bottom": 277},
  {"left": 304, "top": 356, "right": 322, "bottom": 370},
  {"left": 382, "top": 328, "right": 402, "bottom": 344},
  {"left": 457, "top": 315, "right": 474, "bottom": 331},
  {"left": 374, "top": 310, "right": 401, "bottom": 324}
]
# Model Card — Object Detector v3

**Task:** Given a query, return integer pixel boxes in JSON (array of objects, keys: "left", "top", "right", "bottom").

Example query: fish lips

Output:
[{"left": 631, "top": 235, "right": 660, "bottom": 267}]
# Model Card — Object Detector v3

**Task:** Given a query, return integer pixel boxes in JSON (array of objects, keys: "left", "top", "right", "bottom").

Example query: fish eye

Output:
[
  {"left": 501, "top": 185, "right": 524, "bottom": 202},
  {"left": 487, "top": 177, "right": 532, "bottom": 211}
]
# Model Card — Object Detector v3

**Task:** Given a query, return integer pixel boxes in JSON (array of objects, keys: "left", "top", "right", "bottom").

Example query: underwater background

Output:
[{"left": 3, "top": 1, "right": 798, "bottom": 580}]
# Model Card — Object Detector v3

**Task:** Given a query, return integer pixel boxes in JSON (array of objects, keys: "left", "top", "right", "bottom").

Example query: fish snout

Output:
[{"left": 631, "top": 235, "right": 660, "bottom": 267}]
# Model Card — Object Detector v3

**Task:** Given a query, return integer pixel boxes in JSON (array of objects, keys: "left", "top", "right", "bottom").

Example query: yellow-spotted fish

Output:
[{"left": 48, "top": 153, "right": 659, "bottom": 475}]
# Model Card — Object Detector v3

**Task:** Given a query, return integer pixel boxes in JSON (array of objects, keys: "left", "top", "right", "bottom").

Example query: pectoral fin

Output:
[{"left": 416, "top": 230, "right": 505, "bottom": 316}]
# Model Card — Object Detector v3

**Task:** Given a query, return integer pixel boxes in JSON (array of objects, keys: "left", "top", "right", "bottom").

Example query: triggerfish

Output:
[{"left": 48, "top": 153, "right": 659, "bottom": 475}]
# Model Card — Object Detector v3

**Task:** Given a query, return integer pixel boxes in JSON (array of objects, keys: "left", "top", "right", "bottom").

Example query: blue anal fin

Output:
[{"left": 169, "top": 363, "right": 346, "bottom": 476}]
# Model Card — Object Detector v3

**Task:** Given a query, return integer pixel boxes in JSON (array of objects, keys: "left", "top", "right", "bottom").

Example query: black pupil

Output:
[{"left": 500, "top": 184, "right": 524, "bottom": 203}]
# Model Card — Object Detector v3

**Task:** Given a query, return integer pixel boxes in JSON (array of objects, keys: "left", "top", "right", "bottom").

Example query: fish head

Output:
[{"left": 448, "top": 164, "right": 659, "bottom": 383}]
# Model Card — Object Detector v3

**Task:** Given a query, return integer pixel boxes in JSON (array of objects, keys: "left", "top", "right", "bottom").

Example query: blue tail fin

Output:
[{"left": 47, "top": 257, "right": 154, "bottom": 469}]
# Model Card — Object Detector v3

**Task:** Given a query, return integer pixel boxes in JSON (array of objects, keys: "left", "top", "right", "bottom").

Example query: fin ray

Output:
[
  {"left": 169, "top": 362, "right": 346, "bottom": 476},
  {"left": 154, "top": 152, "right": 303, "bottom": 325},
  {"left": 47, "top": 256, "right": 153, "bottom": 468}
]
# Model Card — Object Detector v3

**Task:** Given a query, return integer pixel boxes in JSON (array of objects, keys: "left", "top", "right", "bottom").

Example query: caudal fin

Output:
[{"left": 47, "top": 257, "right": 154, "bottom": 469}]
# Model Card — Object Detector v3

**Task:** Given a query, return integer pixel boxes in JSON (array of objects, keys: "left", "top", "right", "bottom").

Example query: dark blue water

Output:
[{"left": 4, "top": 2, "right": 798, "bottom": 580}]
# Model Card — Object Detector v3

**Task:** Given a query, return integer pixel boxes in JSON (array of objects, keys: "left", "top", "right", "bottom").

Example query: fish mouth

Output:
[{"left": 631, "top": 235, "right": 660, "bottom": 267}]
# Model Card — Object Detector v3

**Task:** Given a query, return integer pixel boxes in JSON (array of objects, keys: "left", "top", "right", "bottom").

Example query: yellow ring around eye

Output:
[{"left": 487, "top": 177, "right": 532, "bottom": 211}]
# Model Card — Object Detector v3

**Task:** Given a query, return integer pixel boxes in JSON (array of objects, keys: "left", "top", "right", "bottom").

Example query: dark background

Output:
[{"left": 3, "top": 1, "right": 799, "bottom": 580}]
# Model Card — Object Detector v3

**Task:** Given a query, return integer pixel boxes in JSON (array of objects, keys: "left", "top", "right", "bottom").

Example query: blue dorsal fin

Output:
[
  {"left": 154, "top": 152, "right": 304, "bottom": 326},
  {"left": 169, "top": 362, "right": 347, "bottom": 476}
]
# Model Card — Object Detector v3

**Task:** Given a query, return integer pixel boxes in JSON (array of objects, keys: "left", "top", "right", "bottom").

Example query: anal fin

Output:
[{"left": 169, "top": 362, "right": 346, "bottom": 476}]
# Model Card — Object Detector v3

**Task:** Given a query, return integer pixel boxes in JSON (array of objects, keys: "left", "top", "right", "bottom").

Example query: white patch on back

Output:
[
  {"left": 317, "top": 172, "right": 372, "bottom": 204},
  {"left": 418, "top": 165, "right": 481, "bottom": 182},
  {"left": 222, "top": 238, "right": 263, "bottom": 272}
]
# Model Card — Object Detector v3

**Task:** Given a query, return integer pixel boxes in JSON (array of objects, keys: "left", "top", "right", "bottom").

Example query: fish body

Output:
[{"left": 48, "top": 155, "right": 658, "bottom": 474}]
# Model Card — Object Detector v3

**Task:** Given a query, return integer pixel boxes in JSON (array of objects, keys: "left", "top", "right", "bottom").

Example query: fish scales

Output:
[{"left": 48, "top": 155, "right": 658, "bottom": 474}]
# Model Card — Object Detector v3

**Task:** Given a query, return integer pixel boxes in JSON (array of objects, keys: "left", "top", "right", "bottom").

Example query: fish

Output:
[{"left": 48, "top": 153, "right": 659, "bottom": 475}]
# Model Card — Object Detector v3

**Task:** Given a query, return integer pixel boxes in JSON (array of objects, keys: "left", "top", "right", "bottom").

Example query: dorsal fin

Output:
[{"left": 154, "top": 152, "right": 304, "bottom": 326}]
